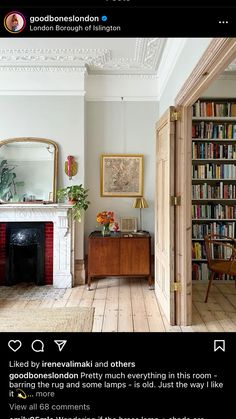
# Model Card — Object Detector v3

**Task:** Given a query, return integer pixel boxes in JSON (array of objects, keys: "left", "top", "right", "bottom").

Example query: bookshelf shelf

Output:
[
  {"left": 192, "top": 199, "right": 236, "bottom": 201},
  {"left": 192, "top": 218, "right": 235, "bottom": 221},
  {"left": 192, "top": 238, "right": 230, "bottom": 241},
  {"left": 192, "top": 159, "right": 236, "bottom": 162},
  {"left": 192, "top": 97, "right": 236, "bottom": 281},
  {"left": 192, "top": 138, "right": 236, "bottom": 142},
  {"left": 192, "top": 178, "right": 236, "bottom": 182},
  {"left": 192, "top": 117, "right": 236, "bottom": 121}
]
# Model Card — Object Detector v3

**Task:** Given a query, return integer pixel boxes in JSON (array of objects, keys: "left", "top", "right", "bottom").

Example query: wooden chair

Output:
[{"left": 204, "top": 233, "right": 236, "bottom": 302}]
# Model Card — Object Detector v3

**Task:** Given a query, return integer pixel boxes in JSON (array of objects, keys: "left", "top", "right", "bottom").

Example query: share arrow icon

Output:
[{"left": 54, "top": 340, "right": 67, "bottom": 352}]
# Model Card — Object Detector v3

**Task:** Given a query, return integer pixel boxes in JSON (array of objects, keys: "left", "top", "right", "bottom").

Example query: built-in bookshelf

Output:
[{"left": 192, "top": 98, "right": 236, "bottom": 281}]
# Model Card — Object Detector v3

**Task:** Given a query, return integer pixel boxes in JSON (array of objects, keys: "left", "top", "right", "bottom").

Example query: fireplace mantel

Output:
[
  {"left": 0, "top": 203, "right": 72, "bottom": 208},
  {"left": 0, "top": 204, "right": 75, "bottom": 288}
]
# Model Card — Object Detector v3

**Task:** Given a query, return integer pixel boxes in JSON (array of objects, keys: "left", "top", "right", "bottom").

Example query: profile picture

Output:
[{"left": 4, "top": 11, "right": 26, "bottom": 34}]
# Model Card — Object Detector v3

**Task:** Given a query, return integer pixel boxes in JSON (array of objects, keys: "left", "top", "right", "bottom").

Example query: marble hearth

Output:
[{"left": 0, "top": 204, "right": 74, "bottom": 288}]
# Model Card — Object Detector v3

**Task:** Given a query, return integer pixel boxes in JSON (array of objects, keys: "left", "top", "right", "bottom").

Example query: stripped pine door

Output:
[{"left": 155, "top": 107, "right": 176, "bottom": 325}]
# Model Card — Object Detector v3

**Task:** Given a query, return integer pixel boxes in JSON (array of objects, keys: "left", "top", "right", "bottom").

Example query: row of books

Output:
[
  {"left": 192, "top": 204, "right": 236, "bottom": 219},
  {"left": 192, "top": 263, "right": 209, "bottom": 281},
  {"left": 192, "top": 164, "right": 236, "bottom": 179},
  {"left": 192, "top": 183, "right": 236, "bottom": 199},
  {"left": 192, "top": 263, "right": 233, "bottom": 281},
  {"left": 192, "top": 241, "right": 232, "bottom": 260},
  {"left": 192, "top": 122, "right": 236, "bottom": 139},
  {"left": 192, "top": 242, "right": 207, "bottom": 259},
  {"left": 192, "top": 100, "right": 236, "bottom": 118},
  {"left": 192, "top": 222, "right": 235, "bottom": 239},
  {"left": 192, "top": 142, "right": 236, "bottom": 159}
]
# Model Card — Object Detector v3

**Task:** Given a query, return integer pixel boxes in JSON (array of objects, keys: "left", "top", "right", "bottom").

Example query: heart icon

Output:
[{"left": 8, "top": 340, "right": 22, "bottom": 352}]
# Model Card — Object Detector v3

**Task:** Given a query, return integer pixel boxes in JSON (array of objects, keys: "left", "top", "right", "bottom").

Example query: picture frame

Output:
[
  {"left": 120, "top": 217, "right": 138, "bottom": 232},
  {"left": 100, "top": 154, "right": 143, "bottom": 197}
]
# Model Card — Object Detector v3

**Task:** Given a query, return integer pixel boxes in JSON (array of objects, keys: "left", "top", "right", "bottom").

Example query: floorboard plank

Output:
[
  {"left": 214, "top": 311, "right": 236, "bottom": 332},
  {"left": 1, "top": 280, "right": 236, "bottom": 332},
  {"left": 102, "top": 280, "right": 119, "bottom": 332},
  {"left": 192, "top": 304, "right": 209, "bottom": 332},
  {"left": 194, "top": 302, "right": 224, "bottom": 332},
  {"left": 92, "top": 315, "right": 104, "bottom": 333}
]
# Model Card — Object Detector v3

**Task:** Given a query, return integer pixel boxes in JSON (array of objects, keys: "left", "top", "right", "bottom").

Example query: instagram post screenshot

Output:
[{"left": 0, "top": 1, "right": 236, "bottom": 418}]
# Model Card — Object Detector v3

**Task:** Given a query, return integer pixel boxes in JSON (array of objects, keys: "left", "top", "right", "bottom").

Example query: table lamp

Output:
[{"left": 133, "top": 197, "right": 148, "bottom": 231}]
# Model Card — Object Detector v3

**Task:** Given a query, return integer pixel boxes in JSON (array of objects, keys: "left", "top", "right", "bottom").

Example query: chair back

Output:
[
  {"left": 204, "top": 233, "right": 235, "bottom": 266},
  {"left": 204, "top": 234, "right": 213, "bottom": 266}
]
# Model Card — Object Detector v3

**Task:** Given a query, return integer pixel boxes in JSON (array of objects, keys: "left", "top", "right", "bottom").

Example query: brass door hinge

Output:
[
  {"left": 171, "top": 281, "right": 181, "bottom": 292},
  {"left": 171, "top": 195, "right": 181, "bottom": 206},
  {"left": 170, "top": 110, "right": 181, "bottom": 121}
]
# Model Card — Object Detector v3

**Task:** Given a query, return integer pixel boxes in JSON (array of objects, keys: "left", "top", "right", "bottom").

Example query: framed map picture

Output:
[{"left": 100, "top": 154, "right": 143, "bottom": 197}]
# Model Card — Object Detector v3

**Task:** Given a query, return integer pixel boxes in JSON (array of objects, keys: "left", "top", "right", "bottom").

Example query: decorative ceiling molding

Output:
[
  {"left": 89, "top": 38, "right": 166, "bottom": 74},
  {"left": 0, "top": 66, "right": 87, "bottom": 73},
  {"left": 0, "top": 48, "right": 111, "bottom": 66},
  {"left": 116, "top": 74, "right": 158, "bottom": 80},
  {"left": 0, "top": 39, "right": 166, "bottom": 76}
]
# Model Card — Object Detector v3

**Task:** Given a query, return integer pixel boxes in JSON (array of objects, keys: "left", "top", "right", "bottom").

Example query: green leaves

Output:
[
  {"left": 0, "top": 160, "right": 16, "bottom": 201},
  {"left": 57, "top": 184, "right": 90, "bottom": 222}
]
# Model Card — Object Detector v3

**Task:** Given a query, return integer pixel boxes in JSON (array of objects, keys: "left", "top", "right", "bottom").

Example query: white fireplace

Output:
[{"left": 0, "top": 204, "right": 75, "bottom": 288}]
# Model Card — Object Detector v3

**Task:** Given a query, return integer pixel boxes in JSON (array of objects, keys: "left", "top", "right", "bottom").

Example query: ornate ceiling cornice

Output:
[
  {"left": 0, "top": 39, "right": 166, "bottom": 76},
  {"left": 0, "top": 66, "right": 87, "bottom": 73},
  {"left": 0, "top": 48, "right": 110, "bottom": 65}
]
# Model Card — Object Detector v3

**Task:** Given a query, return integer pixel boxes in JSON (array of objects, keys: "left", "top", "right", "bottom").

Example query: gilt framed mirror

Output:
[{"left": 0, "top": 137, "right": 58, "bottom": 203}]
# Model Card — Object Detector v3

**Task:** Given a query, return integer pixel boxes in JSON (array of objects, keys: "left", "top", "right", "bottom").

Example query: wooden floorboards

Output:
[
  {"left": 0, "top": 279, "right": 236, "bottom": 332},
  {"left": 192, "top": 281, "right": 236, "bottom": 332}
]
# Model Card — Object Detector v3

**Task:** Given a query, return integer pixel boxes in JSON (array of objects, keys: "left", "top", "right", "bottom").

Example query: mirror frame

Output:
[{"left": 0, "top": 137, "right": 58, "bottom": 203}]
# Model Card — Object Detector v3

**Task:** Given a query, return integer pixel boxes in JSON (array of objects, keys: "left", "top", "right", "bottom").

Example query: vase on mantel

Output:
[{"left": 102, "top": 223, "right": 110, "bottom": 237}]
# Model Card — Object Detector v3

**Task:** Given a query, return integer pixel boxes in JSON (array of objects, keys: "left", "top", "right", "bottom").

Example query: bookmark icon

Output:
[{"left": 54, "top": 340, "right": 67, "bottom": 352}]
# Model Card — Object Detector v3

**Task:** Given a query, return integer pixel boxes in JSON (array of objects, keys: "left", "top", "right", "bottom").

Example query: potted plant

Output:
[{"left": 57, "top": 184, "right": 90, "bottom": 221}]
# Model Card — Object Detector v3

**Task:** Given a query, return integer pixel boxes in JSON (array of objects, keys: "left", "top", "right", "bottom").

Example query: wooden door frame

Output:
[
  {"left": 174, "top": 38, "right": 236, "bottom": 325},
  {"left": 155, "top": 107, "right": 176, "bottom": 324}
]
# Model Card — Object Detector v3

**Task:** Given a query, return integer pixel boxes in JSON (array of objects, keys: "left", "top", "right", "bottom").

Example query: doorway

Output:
[
  {"left": 155, "top": 38, "right": 236, "bottom": 326},
  {"left": 176, "top": 38, "right": 236, "bottom": 326}
]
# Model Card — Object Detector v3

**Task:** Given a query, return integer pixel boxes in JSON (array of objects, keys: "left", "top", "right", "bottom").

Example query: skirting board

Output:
[{"left": 74, "top": 259, "right": 86, "bottom": 285}]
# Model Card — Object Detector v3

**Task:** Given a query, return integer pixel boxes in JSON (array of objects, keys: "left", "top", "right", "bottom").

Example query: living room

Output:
[{"left": 1, "top": 37, "right": 236, "bottom": 332}]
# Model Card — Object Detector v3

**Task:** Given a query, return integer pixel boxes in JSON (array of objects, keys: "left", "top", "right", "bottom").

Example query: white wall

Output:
[
  {"left": 202, "top": 76, "right": 236, "bottom": 97},
  {"left": 159, "top": 38, "right": 213, "bottom": 115},
  {"left": 86, "top": 75, "right": 159, "bottom": 101},
  {"left": 0, "top": 95, "right": 85, "bottom": 258},
  {"left": 85, "top": 101, "right": 158, "bottom": 253}
]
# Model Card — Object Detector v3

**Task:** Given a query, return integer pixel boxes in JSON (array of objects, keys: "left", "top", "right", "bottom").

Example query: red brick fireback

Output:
[
  {"left": 44, "top": 222, "right": 53, "bottom": 285},
  {"left": 0, "top": 223, "right": 6, "bottom": 285}
]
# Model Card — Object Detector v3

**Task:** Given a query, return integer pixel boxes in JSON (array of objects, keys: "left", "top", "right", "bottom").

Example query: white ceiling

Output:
[{"left": 0, "top": 38, "right": 166, "bottom": 75}]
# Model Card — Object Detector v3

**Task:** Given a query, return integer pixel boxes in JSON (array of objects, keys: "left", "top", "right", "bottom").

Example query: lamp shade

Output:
[{"left": 133, "top": 197, "right": 148, "bottom": 209}]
